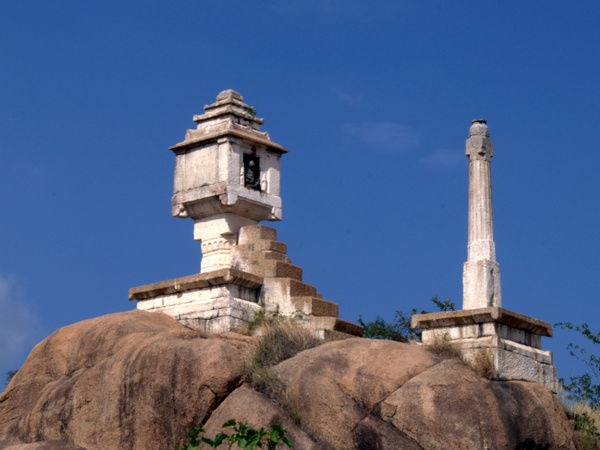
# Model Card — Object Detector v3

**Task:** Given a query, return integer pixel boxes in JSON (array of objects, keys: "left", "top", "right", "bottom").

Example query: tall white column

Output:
[{"left": 462, "top": 119, "right": 502, "bottom": 309}]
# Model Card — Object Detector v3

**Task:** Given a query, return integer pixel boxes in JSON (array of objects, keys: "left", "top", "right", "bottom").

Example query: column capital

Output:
[{"left": 466, "top": 119, "right": 494, "bottom": 160}]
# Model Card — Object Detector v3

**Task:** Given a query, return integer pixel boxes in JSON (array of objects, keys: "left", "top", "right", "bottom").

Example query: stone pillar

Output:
[
  {"left": 413, "top": 119, "right": 557, "bottom": 392},
  {"left": 462, "top": 119, "right": 502, "bottom": 309}
]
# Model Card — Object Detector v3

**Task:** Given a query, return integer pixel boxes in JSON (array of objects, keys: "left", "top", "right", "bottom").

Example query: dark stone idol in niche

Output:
[{"left": 243, "top": 153, "right": 261, "bottom": 191}]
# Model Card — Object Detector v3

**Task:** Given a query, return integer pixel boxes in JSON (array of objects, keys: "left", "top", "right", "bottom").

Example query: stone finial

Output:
[
  {"left": 195, "top": 89, "right": 264, "bottom": 127},
  {"left": 216, "top": 89, "right": 244, "bottom": 103}
]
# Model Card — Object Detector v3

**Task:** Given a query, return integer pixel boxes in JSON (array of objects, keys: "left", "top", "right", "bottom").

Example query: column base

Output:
[
  {"left": 412, "top": 307, "right": 557, "bottom": 392},
  {"left": 462, "top": 259, "right": 502, "bottom": 309}
]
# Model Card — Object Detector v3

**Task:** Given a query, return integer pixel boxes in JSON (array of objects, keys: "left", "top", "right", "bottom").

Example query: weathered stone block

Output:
[
  {"left": 238, "top": 224, "right": 277, "bottom": 244},
  {"left": 416, "top": 308, "right": 557, "bottom": 392},
  {"left": 267, "top": 261, "right": 303, "bottom": 279},
  {"left": 145, "top": 295, "right": 263, "bottom": 334},
  {"left": 292, "top": 296, "right": 339, "bottom": 317},
  {"left": 334, "top": 318, "right": 365, "bottom": 336},
  {"left": 129, "top": 269, "right": 262, "bottom": 301},
  {"left": 261, "top": 250, "right": 287, "bottom": 261},
  {"left": 456, "top": 336, "right": 557, "bottom": 392},
  {"left": 130, "top": 269, "right": 264, "bottom": 333},
  {"left": 237, "top": 240, "right": 287, "bottom": 254},
  {"left": 421, "top": 321, "right": 543, "bottom": 349}
]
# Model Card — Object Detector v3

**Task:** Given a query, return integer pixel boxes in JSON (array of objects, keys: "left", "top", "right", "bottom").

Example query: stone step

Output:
[
  {"left": 238, "top": 225, "right": 277, "bottom": 244},
  {"left": 309, "top": 316, "right": 337, "bottom": 331},
  {"left": 292, "top": 296, "right": 339, "bottom": 317},
  {"left": 263, "top": 251, "right": 287, "bottom": 261},
  {"left": 244, "top": 259, "right": 302, "bottom": 281},
  {"left": 289, "top": 279, "right": 317, "bottom": 297},
  {"left": 236, "top": 248, "right": 286, "bottom": 263},
  {"left": 269, "top": 261, "right": 303, "bottom": 280},
  {"left": 236, "top": 240, "right": 287, "bottom": 254},
  {"left": 240, "top": 260, "right": 302, "bottom": 279},
  {"left": 334, "top": 318, "right": 364, "bottom": 337}
]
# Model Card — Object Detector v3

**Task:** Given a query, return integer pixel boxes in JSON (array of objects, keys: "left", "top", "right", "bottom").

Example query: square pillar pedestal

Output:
[
  {"left": 412, "top": 307, "right": 558, "bottom": 393},
  {"left": 130, "top": 269, "right": 264, "bottom": 334}
]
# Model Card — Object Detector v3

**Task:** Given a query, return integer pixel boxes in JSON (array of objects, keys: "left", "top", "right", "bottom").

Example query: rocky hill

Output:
[{"left": 0, "top": 311, "right": 574, "bottom": 449}]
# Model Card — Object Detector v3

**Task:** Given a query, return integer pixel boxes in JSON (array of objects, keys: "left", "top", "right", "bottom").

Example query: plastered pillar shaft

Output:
[
  {"left": 468, "top": 159, "right": 495, "bottom": 261},
  {"left": 463, "top": 119, "right": 501, "bottom": 309},
  {"left": 194, "top": 214, "right": 257, "bottom": 273}
]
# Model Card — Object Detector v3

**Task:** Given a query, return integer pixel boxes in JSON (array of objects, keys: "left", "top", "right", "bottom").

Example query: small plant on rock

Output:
[
  {"left": 4, "top": 370, "right": 17, "bottom": 387},
  {"left": 183, "top": 426, "right": 206, "bottom": 450},
  {"left": 573, "top": 412, "right": 600, "bottom": 449},
  {"left": 183, "top": 419, "right": 292, "bottom": 450}
]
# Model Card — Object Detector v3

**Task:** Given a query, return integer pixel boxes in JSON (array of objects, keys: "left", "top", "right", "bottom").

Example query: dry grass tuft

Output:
[
  {"left": 247, "top": 314, "right": 322, "bottom": 369},
  {"left": 425, "top": 333, "right": 462, "bottom": 360},
  {"left": 247, "top": 365, "right": 288, "bottom": 403},
  {"left": 470, "top": 348, "right": 495, "bottom": 380},
  {"left": 244, "top": 313, "right": 322, "bottom": 421},
  {"left": 424, "top": 335, "right": 497, "bottom": 380}
]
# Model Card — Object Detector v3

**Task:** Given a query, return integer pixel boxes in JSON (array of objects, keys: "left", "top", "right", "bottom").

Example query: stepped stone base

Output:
[
  {"left": 412, "top": 307, "right": 557, "bottom": 392},
  {"left": 129, "top": 225, "right": 363, "bottom": 338},
  {"left": 130, "top": 269, "right": 263, "bottom": 334}
]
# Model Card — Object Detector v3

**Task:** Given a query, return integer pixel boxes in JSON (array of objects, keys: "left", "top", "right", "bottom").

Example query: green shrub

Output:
[
  {"left": 562, "top": 400, "right": 600, "bottom": 450},
  {"left": 358, "top": 296, "right": 455, "bottom": 342},
  {"left": 357, "top": 314, "right": 413, "bottom": 342},
  {"left": 4, "top": 370, "right": 17, "bottom": 388},
  {"left": 555, "top": 322, "right": 600, "bottom": 409},
  {"left": 573, "top": 412, "right": 600, "bottom": 449},
  {"left": 183, "top": 419, "right": 292, "bottom": 450}
]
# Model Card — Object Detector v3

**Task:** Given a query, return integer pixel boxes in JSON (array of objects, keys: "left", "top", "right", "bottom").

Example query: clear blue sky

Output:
[{"left": 1, "top": 1, "right": 599, "bottom": 384}]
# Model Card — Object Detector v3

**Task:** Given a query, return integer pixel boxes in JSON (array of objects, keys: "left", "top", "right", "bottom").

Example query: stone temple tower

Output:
[
  {"left": 413, "top": 119, "right": 557, "bottom": 392},
  {"left": 169, "top": 89, "right": 286, "bottom": 273},
  {"left": 129, "top": 90, "right": 363, "bottom": 338}
]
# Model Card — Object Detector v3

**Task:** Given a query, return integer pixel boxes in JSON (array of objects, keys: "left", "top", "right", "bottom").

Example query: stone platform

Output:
[
  {"left": 129, "top": 225, "right": 363, "bottom": 338},
  {"left": 412, "top": 307, "right": 557, "bottom": 392},
  {"left": 130, "top": 269, "right": 263, "bottom": 333}
]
